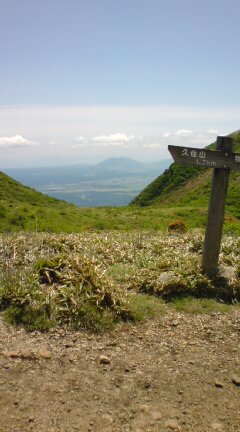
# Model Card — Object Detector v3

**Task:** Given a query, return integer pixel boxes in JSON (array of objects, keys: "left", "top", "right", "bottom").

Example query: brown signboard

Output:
[
  {"left": 168, "top": 136, "right": 235, "bottom": 278},
  {"left": 168, "top": 144, "right": 240, "bottom": 170}
]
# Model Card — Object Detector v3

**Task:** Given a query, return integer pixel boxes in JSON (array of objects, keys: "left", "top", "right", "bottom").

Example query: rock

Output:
[
  {"left": 4, "top": 350, "right": 20, "bottom": 358},
  {"left": 151, "top": 411, "right": 162, "bottom": 421},
  {"left": 157, "top": 271, "right": 175, "bottom": 284},
  {"left": 4, "top": 350, "right": 37, "bottom": 360},
  {"left": 99, "top": 355, "right": 111, "bottom": 365},
  {"left": 21, "top": 350, "right": 36, "bottom": 360},
  {"left": 217, "top": 265, "right": 236, "bottom": 281},
  {"left": 211, "top": 422, "right": 223, "bottom": 431},
  {"left": 232, "top": 375, "right": 240, "bottom": 386},
  {"left": 166, "top": 419, "right": 179, "bottom": 430},
  {"left": 215, "top": 380, "right": 224, "bottom": 388},
  {"left": 37, "top": 349, "right": 52, "bottom": 359},
  {"left": 139, "top": 404, "right": 150, "bottom": 413}
]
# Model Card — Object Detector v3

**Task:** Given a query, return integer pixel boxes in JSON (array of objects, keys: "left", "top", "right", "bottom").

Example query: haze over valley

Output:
[{"left": 5, "top": 157, "right": 171, "bottom": 207}]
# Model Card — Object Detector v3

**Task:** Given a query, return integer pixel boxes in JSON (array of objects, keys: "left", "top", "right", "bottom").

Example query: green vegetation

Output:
[
  {"left": 131, "top": 163, "right": 201, "bottom": 207},
  {"left": 0, "top": 232, "right": 239, "bottom": 331},
  {"left": 131, "top": 131, "right": 240, "bottom": 231},
  {"left": 126, "top": 293, "right": 165, "bottom": 321},
  {"left": 1, "top": 132, "right": 240, "bottom": 331},
  {"left": 169, "top": 297, "right": 231, "bottom": 314}
]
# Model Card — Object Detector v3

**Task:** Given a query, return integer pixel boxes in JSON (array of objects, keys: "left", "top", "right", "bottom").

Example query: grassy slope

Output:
[
  {"left": 0, "top": 171, "right": 94, "bottom": 232},
  {"left": 131, "top": 131, "right": 240, "bottom": 218},
  {"left": 1, "top": 130, "right": 240, "bottom": 234},
  {"left": 0, "top": 171, "right": 209, "bottom": 232}
]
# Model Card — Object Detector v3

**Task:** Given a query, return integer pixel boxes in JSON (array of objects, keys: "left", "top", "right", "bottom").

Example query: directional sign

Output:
[
  {"left": 168, "top": 145, "right": 240, "bottom": 170},
  {"left": 168, "top": 136, "right": 235, "bottom": 279}
]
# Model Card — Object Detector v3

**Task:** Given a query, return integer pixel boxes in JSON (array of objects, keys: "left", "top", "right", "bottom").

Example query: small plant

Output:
[
  {"left": 168, "top": 220, "right": 187, "bottom": 233},
  {"left": 127, "top": 293, "right": 165, "bottom": 321}
]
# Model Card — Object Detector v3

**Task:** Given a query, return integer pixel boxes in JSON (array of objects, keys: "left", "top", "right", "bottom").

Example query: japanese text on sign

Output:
[{"left": 180, "top": 148, "right": 216, "bottom": 167}]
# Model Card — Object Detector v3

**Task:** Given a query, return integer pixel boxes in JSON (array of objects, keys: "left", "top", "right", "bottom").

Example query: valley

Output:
[{"left": 4, "top": 157, "right": 171, "bottom": 207}]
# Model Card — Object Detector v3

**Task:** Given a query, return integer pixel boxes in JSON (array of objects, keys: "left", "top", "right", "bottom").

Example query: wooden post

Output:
[{"left": 201, "top": 136, "right": 233, "bottom": 277}]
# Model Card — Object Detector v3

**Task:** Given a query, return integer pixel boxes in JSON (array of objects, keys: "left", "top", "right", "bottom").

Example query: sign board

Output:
[
  {"left": 168, "top": 136, "right": 236, "bottom": 278},
  {"left": 168, "top": 145, "right": 240, "bottom": 170}
]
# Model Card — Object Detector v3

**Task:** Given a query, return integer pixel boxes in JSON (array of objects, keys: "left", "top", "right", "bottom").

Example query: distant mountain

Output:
[
  {"left": 131, "top": 131, "right": 240, "bottom": 219},
  {"left": 4, "top": 157, "right": 171, "bottom": 207},
  {"left": 95, "top": 157, "right": 143, "bottom": 171}
]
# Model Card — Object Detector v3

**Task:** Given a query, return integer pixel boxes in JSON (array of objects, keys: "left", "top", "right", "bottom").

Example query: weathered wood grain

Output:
[
  {"left": 168, "top": 144, "right": 240, "bottom": 170},
  {"left": 201, "top": 136, "right": 233, "bottom": 277}
]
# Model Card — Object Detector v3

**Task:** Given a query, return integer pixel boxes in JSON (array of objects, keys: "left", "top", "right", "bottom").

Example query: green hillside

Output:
[
  {"left": 1, "top": 129, "right": 240, "bottom": 235},
  {"left": 131, "top": 131, "right": 240, "bottom": 219},
  {"left": 0, "top": 170, "right": 209, "bottom": 233},
  {"left": 0, "top": 171, "right": 90, "bottom": 232}
]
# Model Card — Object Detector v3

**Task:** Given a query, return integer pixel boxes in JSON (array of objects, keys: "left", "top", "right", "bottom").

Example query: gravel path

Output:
[{"left": 0, "top": 309, "right": 240, "bottom": 432}]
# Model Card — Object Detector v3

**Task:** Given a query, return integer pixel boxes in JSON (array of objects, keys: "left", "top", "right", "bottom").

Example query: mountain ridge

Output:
[{"left": 131, "top": 131, "right": 240, "bottom": 216}]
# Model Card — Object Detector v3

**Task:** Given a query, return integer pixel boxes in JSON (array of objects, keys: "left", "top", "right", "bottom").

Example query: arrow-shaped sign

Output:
[{"left": 168, "top": 144, "right": 240, "bottom": 170}]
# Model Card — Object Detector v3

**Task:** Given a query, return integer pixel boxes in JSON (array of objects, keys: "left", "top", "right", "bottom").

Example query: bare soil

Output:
[{"left": 0, "top": 309, "right": 240, "bottom": 432}]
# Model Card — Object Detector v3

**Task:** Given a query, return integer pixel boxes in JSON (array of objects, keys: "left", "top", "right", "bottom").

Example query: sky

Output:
[{"left": 0, "top": 0, "right": 240, "bottom": 168}]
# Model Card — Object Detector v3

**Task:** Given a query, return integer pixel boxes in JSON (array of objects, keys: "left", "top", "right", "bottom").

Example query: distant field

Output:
[
  {"left": 5, "top": 157, "right": 171, "bottom": 207},
  {"left": 38, "top": 176, "right": 151, "bottom": 207}
]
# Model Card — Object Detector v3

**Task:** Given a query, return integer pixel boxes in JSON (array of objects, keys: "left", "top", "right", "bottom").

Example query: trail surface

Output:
[{"left": 0, "top": 310, "right": 240, "bottom": 432}]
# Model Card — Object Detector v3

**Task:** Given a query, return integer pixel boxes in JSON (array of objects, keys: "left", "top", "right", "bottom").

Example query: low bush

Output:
[{"left": 168, "top": 220, "right": 187, "bottom": 233}]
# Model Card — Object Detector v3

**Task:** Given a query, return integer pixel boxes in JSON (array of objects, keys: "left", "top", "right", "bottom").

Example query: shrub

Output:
[{"left": 168, "top": 220, "right": 187, "bottom": 233}]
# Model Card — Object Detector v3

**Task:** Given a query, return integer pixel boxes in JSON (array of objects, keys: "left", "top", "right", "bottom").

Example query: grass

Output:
[
  {"left": 0, "top": 231, "right": 239, "bottom": 332},
  {"left": 126, "top": 293, "right": 166, "bottom": 321},
  {"left": 1, "top": 170, "right": 240, "bottom": 234},
  {"left": 169, "top": 297, "right": 231, "bottom": 314}
]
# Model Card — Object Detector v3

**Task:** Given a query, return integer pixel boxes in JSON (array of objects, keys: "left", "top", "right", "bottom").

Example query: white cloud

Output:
[
  {"left": 162, "top": 132, "right": 171, "bottom": 138},
  {"left": 176, "top": 129, "right": 193, "bottom": 137},
  {"left": 0, "top": 135, "right": 38, "bottom": 148},
  {"left": 208, "top": 128, "right": 218, "bottom": 134},
  {"left": 75, "top": 136, "right": 85, "bottom": 142},
  {"left": 72, "top": 142, "right": 87, "bottom": 148},
  {"left": 72, "top": 136, "right": 87, "bottom": 148},
  {"left": 92, "top": 133, "right": 135, "bottom": 143},
  {"left": 143, "top": 143, "right": 162, "bottom": 148},
  {"left": 48, "top": 140, "right": 59, "bottom": 146}
]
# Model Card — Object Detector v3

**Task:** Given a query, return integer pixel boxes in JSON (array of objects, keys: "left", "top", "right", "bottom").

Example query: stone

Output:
[
  {"left": 151, "top": 411, "right": 162, "bottom": 421},
  {"left": 166, "top": 419, "right": 179, "bottom": 430},
  {"left": 99, "top": 355, "right": 111, "bottom": 365},
  {"left": 157, "top": 271, "right": 175, "bottom": 284},
  {"left": 215, "top": 380, "right": 224, "bottom": 388},
  {"left": 21, "top": 350, "right": 36, "bottom": 360},
  {"left": 211, "top": 422, "right": 223, "bottom": 431},
  {"left": 4, "top": 350, "right": 20, "bottom": 358},
  {"left": 217, "top": 265, "right": 236, "bottom": 281},
  {"left": 232, "top": 375, "right": 240, "bottom": 386},
  {"left": 37, "top": 349, "right": 52, "bottom": 359},
  {"left": 139, "top": 404, "right": 150, "bottom": 413}
]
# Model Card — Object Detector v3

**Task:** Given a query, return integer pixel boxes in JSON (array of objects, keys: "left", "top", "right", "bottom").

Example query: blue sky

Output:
[{"left": 0, "top": 0, "right": 240, "bottom": 167}]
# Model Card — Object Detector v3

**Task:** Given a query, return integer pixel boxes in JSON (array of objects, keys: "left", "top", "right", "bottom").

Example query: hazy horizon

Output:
[{"left": 0, "top": 1, "right": 239, "bottom": 169}]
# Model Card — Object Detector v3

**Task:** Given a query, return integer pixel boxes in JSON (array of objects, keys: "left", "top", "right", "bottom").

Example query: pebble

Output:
[
  {"left": 4, "top": 350, "right": 20, "bottom": 358},
  {"left": 139, "top": 404, "right": 150, "bottom": 413},
  {"left": 215, "top": 380, "right": 224, "bottom": 388},
  {"left": 232, "top": 375, "right": 240, "bottom": 386},
  {"left": 211, "top": 422, "right": 223, "bottom": 431},
  {"left": 166, "top": 419, "right": 179, "bottom": 430},
  {"left": 99, "top": 355, "right": 111, "bottom": 365},
  {"left": 21, "top": 350, "right": 35, "bottom": 360},
  {"left": 37, "top": 349, "right": 52, "bottom": 359},
  {"left": 151, "top": 411, "right": 162, "bottom": 421}
]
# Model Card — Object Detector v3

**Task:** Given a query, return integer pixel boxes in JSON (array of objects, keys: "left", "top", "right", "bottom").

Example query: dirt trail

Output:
[{"left": 0, "top": 309, "right": 240, "bottom": 432}]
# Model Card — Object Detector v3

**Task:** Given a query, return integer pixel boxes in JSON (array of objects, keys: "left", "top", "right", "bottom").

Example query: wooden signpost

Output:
[{"left": 168, "top": 136, "right": 235, "bottom": 277}]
